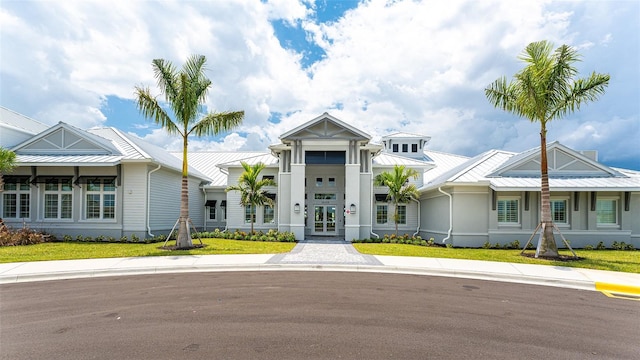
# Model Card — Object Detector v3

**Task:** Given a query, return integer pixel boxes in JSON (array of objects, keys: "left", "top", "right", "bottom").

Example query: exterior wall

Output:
[
  {"left": 358, "top": 173, "right": 373, "bottom": 240},
  {"left": 223, "top": 167, "right": 279, "bottom": 234},
  {"left": 449, "top": 187, "right": 490, "bottom": 247},
  {"left": 419, "top": 190, "right": 451, "bottom": 243},
  {"left": 203, "top": 189, "right": 227, "bottom": 231},
  {"left": 121, "top": 163, "right": 148, "bottom": 236},
  {"left": 148, "top": 167, "right": 181, "bottom": 236},
  {"left": 277, "top": 173, "right": 292, "bottom": 233}
]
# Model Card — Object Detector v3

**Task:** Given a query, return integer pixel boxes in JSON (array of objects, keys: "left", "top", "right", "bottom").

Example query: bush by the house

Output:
[
  {"left": 352, "top": 234, "right": 436, "bottom": 247},
  {"left": 0, "top": 226, "right": 50, "bottom": 246}
]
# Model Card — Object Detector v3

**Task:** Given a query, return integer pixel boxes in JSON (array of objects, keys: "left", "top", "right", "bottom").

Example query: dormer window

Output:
[
  {"left": 412, "top": 144, "right": 418, "bottom": 153},
  {"left": 392, "top": 144, "right": 398, "bottom": 152},
  {"left": 402, "top": 144, "right": 408, "bottom": 153}
]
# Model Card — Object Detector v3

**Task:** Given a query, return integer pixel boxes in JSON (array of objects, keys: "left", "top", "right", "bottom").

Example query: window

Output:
[
  {"left": 376, "top": 204, "right": 388, "bottom": 224},
  {"left": 497, "top": 198, "right": 519, "bottom": 224},
  {"left": 263, "top": 205, "right": 274, "bottom": 223},
  {"left": 263, "top": 175, "right": 274, "bottom": 181},
  {"left": 596, "top": 199, "right": 617, "bottom": 225},
  {"left": 85, "top": 179, "right": 115, "bottom": 220},
  {"left": 397, "top": 205, "right": 407, "bottom": 224},
  {"left": 314, "top": 193, "right": 337, "bottom": 200},
  {"left": 209, "top": 207, "right": 216, "bottom": 220},
  {"left": 328, "top": 177, "right": 336, "bottom": 187},
  {"left": 44, "top": 179, "right": 73, "bottom": 219},
  {"left": 316, "top": 177, "right": 323, "bottom": 187},
  {"left": 392, "top": 144, "right": 398, "bottom": 152},
  {"left": 412, "top": 144, "right": 418, "bottom": 153},
  {"left": 550, "top": 199, "right": 567, "bottom": 224},
  {"left": 245, "top": 205, "right": 255, "bottom": 223},
  {"left": 221, "top": 201, "right": 227, "bottom": 220},
  {"left": 402, "top": 144, "right": 408, "bottom": 153},
  {"left": 2, "top": 177, "right": 30, "bottom": 219}
]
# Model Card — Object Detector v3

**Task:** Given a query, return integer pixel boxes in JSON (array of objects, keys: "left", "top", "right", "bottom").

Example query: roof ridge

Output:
[{"left": 109, "top": 128, "right": 151, "bottom": 159}]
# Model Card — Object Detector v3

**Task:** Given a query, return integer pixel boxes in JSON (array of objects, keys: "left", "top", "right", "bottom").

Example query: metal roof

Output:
[
  {"left": 373, "top": 152, "right": 434, "bottom": 168},
  {"left": 174, "top": 152, "right": 274, "bottom": 187},
  {"left": 382, "top": 132, "right": 430, "bottom": 139},
  {"left": 0, "top": 106, "right": 49, "bottom": 135}
]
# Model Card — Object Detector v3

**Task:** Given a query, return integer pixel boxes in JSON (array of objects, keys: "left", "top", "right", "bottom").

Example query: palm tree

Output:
[
  {"left": 135, "top": 54, "right": 244, "bottom": 249},
  {"left": 485, "top": 40, "right": 609, "bottom": 258},
  {"left": 0, "top": 147, "right": 17, "bottom": 191},
  {"left": 374, "top": 165, "right": 420, "bottom": 236},
  {"left": 225, "top": 162, "right": 276, "bottom": 234}
]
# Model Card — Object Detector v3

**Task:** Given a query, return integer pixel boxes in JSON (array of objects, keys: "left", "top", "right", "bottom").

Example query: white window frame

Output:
[
  {"left": 497, "top": 197, "right": 520, "bottom": 225},
  {"left": 376, "top": 204, "right": 388, "bottom": 224},
  {"left": 550, "top": 197, "right": 569, "bottom": 225},
  {"left": 263, "top": 204, "right": 275, "bottom": 224},
  {"left": 83, "top": 179, "right": 116, "bottom": 221},
  {"left": 397, "top": 204, "right": 407, "bottom": 224},
  {"left": 208, "top": 206, "right": 216, "bottom": 220},
  {"left": 245, "top": 205, "right": 255, "bottom": 223},
  {"left": 596, "top": 197, "right": 618, "bottom": 226},
  {"left": 2, "top": 178, "right": 30, "bottom": 219},
  {"left": 43, "top": 179, "right": 73, "bottom": 220}
]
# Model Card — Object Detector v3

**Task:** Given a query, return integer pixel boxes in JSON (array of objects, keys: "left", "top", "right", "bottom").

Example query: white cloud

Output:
[{"left": 1, "top": 0, "right": 638, "bottom": 168}]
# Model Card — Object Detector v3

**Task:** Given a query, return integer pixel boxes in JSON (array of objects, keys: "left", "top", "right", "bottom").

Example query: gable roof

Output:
[
  {"left": 13, "top": 122, "right": 119, "bottom": 155},
  {"left": 421, "top": 142, "right": 640, "bottom": 192},
  {"left": 279, "top": 112, "right": 371, "bottom": 141},
  {"left": 175, "top": 151, "right": 276, "bottom": 187},
  {"left": 488, "top": 141, "right": 623, "bottom": 178}
]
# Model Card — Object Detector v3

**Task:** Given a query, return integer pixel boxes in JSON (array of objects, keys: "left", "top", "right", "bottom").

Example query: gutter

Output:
[
  {"left": 202, "top": 186, "right": 207, "bottom": 231},
  {"left": 147, "top": 164, "right": 162, "bottom": 238},
  {"left": 438, "top": 186, "right": 452, "bottom": 244},
  {"left": 370, "top": 182, "right": 379, "bottom": 239}
]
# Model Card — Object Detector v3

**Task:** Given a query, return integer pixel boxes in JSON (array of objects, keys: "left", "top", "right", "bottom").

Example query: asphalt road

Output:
[{"left": 1, "top": 272, "right": 638, "bottom": 359}]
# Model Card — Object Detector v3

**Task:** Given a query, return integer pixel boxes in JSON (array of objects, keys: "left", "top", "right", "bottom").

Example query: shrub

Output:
[
  {"left": 596, "top": 241, "right": 606, "bottom": 250},
  {"left": 583, "top": 244, "right": 594, "bottom": 250},
  {"left": 0, "top": 226, "right": 49, "bottom": 246}
]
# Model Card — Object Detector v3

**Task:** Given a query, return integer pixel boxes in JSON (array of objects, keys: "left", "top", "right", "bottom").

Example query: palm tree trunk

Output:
[
  {"left": 251, "top": 205, "right": 255, "bottom": 234},
  {"left": 394, "top": 202, "right": 399, "bottom": 236},
  {"left": 176, "top": 175, "right": 193, "bottom": 249},
  {"left": 536, "top": 125, "right": 559, "bottom": 258}
]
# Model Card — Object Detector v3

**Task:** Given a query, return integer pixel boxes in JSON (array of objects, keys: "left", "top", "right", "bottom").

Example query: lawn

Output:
[
  {"left": 353, "top": 243, "right": 640, "bottom": 273},
  {"left": 0, "top": 238, "right": 296, "bottom": 263}
]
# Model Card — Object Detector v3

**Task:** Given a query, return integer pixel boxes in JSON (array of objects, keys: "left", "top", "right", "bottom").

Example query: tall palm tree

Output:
[
  {"left": 225, "top": 162, "right": 276, "bottom": 234},
  {"left": 135, "top": 54, "right": 244, "bottom": 249},
  {"left": 374, "top": 165, "right": 419, "bottom": 236},
  {"left": 0, "top": 147, "right": 17, "bottom": 191},
  {"left": 485, "top": 40, "right": 609, "bottom": 258}
]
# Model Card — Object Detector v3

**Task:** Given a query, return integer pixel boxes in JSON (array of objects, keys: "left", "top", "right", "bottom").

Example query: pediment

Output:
[
  {"left": 491, "top": 143, "right": 621, "bottom": 178},
  {"left": 14, "top": 123, "right": 117, "bottom": 155},
  {"left": 280, "top": 113, "right": 370, "bottom": 141}
]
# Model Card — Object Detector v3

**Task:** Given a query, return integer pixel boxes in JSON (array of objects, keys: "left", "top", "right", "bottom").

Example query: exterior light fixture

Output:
[
  {"left": 350, "top": 203, "right": 356, "bottom": 214},
  {"left": 294, "top": 203, "right": 301, "bottom": 213}
]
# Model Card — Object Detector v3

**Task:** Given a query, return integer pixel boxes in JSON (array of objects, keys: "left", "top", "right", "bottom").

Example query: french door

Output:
[{"left": 313, "top": 205, "right": 336, "bottom": 234}]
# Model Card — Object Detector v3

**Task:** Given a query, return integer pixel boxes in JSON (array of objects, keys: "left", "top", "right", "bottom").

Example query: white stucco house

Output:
[{"left": 2, "top": 107, "right": 639, "bottom": 247}]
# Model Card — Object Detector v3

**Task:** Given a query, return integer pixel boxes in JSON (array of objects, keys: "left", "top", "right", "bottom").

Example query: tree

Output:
[
  {"left": 485, "top": 40, "right": 609, "bottom": 258},
  {"left": 225, "top": 162, "right": 276, "bottom": 234},
  {"left": 0, "top": 147, "right": 17, "bottom": 191},
  {"left": 374, "top": 165, "right": 420, "bottom": 236},
  {"left": 135, "top": 54, "right": 244, "bottom": 249}
]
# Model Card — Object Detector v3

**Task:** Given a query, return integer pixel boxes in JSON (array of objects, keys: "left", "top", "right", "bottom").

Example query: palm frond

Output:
[
  {"left": 134, "top": 86, "right": 181, "bottom": 136},
  {"left": 190, "top": 111, "right": 245, "bottom": 137}
]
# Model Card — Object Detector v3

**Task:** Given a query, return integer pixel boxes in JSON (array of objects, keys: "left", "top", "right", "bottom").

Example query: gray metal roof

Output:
[
  {"left": 0, "top": 106, "right": 49, "bottom": 135},
  {"left": 373, "top": 152, "right": 434, "bottom": 168},
  {"left": 175, "top": 152, "right": 274, "bottom": 187}
]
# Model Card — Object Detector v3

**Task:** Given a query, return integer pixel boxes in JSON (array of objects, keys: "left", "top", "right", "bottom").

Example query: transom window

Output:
[
  {"left": 497, "top": 198, "right": 519, "bottom": 224},
  {"left": 44, "top": 179, "right": 73, "bottom": 219},
  {"left": 550, "top": 199, "right": 567, "bottom": 224},
  {"left": 2, "top": 177, "right": 30, "bottom": 219},
  {"left": 85, "top": 179, "right": 115, "bottom": 220},
  {"left": 596, "top": 199, "right": 617, "bottom": 225},
  {"left": 314, "top": 193, "right": 337, "bottom": 200}
]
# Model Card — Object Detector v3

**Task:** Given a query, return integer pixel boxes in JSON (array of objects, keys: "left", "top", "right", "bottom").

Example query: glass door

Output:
[{"left": 314, "top": 205, "right": 337, "bottom": 234}]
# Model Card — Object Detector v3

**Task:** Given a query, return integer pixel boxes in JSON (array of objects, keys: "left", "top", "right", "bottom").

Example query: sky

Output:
[{"left": 1, "top": 0, "right": 638, "bottom": 170}]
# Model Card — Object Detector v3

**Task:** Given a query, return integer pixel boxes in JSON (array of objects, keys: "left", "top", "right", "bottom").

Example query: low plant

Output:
[{"left": 0, "top": 226, "right": 49, "bottom": 246}]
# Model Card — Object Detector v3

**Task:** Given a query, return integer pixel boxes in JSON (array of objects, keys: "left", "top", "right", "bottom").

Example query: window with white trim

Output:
[
  {"left": 596, "top": 198, "right": 617, "bottom": 225},
  {"left": 397, "top": 205, "right": 407, "bottom": 224},
  {"left": 550, "top": 199, "right": 567, "bottom": 224},
  {"left": 208, "top": 207, "right": 216, "bottom": 220},
  {"left": 84, "top": 179, "right": 115, "bottom": 220},
  {"left": 497, "top": 198, "right": 519, "bottom": 224},
  {"left": 245, "top": 205, "right": 255, "bottom": 223},
  {"left": 2, "top": 178, "right": 30, "bottom": 219},
  {"left": 263, "top": 205, "right": 274, "bottom": 223},
  {"left": 44, "top": 179, "right": 73, "bottom": 219},
  {"left": 376, "top": 204, "right": 388, "bottom": 224}
]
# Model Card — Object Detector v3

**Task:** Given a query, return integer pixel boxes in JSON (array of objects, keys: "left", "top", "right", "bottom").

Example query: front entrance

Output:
[{"left": 313, "top": 205, "right": 337, "bottom": 234}]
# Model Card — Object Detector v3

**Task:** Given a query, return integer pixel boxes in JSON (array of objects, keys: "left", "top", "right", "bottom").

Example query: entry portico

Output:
[{"left": 269, "top": 113, "right": 383, "bottom": 241}]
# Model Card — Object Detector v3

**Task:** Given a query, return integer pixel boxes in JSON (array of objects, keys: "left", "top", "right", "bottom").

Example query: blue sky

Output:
[{"left": 1, "top": 0, "right": 638, "bottom": 170}]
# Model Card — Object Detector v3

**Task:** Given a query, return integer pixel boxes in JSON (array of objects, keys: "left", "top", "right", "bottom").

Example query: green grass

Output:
[
  {"left": 353, "top": 244, "right": 640, "bottom": 273},
  {"left": 0, "top": 238, "right": 296, "bottom": 263}
]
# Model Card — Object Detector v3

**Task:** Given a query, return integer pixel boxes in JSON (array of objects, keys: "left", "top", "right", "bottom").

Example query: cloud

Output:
[{"left": 1, "top": 0, "right": 638, "bottom": 169}]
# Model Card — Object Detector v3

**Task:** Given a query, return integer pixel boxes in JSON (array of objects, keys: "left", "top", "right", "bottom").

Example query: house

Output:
[{"left": 1, "top": 108, "right": 639, "bottom": 248}]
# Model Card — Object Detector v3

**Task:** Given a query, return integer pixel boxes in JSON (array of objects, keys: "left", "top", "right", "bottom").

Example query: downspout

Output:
[
  {"left": 202, "top": 186, "right": 207, "bottom": 231},
  {"left": 438, "top": 186, "right": 452, "bottom": 244},
  {"left": 220, "top": 166, "right": 230, "bottom": 233},
  {"left": 412, "top": 197, "right": 420, "bottom": 237},
  {"left": 147, "top": 164, "right": 162, "bottom": 238},
  {"left": 370, "top": 186, "right": 379, "bottom": 239}
]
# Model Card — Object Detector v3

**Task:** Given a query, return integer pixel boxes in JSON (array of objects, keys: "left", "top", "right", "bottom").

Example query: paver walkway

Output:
[{"left": 268, "top": 240, "right": 382, "bottom": 265}]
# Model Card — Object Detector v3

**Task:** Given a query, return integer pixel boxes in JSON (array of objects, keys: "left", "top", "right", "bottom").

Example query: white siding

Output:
[
  {"left": 121, "top": 164, "right": 148, "bottom": 233},
  {"left": 148, "top": 168, "right": 181, "bottom": 232}
]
